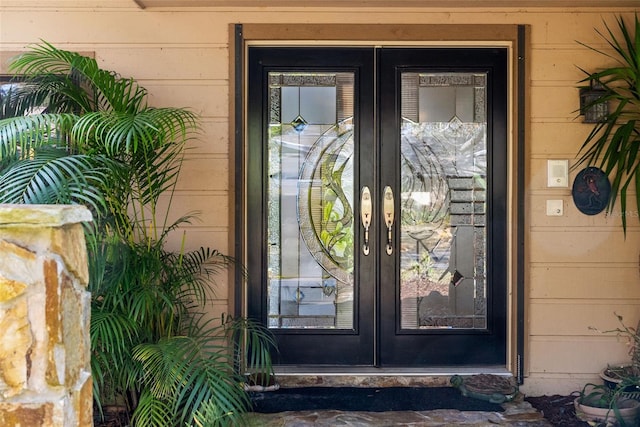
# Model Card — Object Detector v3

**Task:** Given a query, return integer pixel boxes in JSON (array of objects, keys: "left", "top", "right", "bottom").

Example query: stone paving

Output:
[{"left": 245, "top": 393, "right": 553, "bottom": 426}]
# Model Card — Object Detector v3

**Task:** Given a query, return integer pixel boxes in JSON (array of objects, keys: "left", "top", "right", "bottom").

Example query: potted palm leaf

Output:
[{"left": 0, "top": 41, "right": 275, "bottom": 427}]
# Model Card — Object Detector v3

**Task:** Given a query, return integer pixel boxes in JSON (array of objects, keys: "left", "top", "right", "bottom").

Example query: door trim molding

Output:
[
  {"left": 240, "top": 23, "right": 524, "bottom": 44},
  {"left": 231, "top": 23, "right": 528, "bottom": 380}
]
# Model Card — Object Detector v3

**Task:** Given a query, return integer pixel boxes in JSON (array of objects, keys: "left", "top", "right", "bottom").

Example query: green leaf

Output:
[
  {"left": 1, "top": 41, "right": 273, "bottom": 426},
  {"left": 576, "top": 13, "right": 640, "bottom": 235}
]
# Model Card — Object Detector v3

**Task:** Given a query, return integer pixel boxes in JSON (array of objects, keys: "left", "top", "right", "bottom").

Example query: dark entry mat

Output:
[{"left": 249, "top": 386, "right": 505, "bottom": 413}]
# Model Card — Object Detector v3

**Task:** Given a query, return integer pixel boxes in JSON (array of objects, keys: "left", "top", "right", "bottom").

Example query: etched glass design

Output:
[
  {"left": 267, "top": 72, "right": 355, "bottom": 329},
  {"left": 399, "top": 72, "right": 488, "bottom": 330}
]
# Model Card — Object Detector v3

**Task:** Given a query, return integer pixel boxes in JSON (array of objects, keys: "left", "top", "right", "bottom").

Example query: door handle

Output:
[
  {"left": 361, "top": 186, "right": 372, "bottom": 255},
  {"left": 383, "top": 186, "right": 394, "bottom": 255}
]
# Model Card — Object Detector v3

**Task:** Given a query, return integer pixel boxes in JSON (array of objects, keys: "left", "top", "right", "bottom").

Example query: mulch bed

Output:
[
  {"left": 525, "top": 394, "right": 590, "bottom": 427},
  {"left": 94, "top": 406, "right": 130, "bottom": 427}
]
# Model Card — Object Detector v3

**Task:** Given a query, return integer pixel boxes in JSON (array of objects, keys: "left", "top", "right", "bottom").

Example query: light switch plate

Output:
[
  {"left": 546, "top": 199, "right": 563, "bottom": 216},
  {"left": 547, "top": 159, "right": 569, "bottom": 187}
]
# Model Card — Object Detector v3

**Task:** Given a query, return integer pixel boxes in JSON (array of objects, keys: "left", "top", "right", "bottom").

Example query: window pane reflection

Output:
[{"left": 400, "top": 72, "right": 488, "bottom": 330}]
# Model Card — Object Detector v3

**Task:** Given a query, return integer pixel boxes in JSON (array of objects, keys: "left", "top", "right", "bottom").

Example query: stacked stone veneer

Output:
[{"left": 0, "top": 205, "right": 93, "bottom": 426}]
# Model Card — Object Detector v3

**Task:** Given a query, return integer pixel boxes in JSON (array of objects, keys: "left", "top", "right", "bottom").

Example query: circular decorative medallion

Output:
[
  {"left": 571, "top": 166, "right": 611, "bottom": 215},
  {"left": 297, "top": 125, "right": 354, "bottom": 286}
]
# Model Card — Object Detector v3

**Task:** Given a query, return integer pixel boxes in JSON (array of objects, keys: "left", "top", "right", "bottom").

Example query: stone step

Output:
[
  {"left": 246, "top": 377, "right": 552, "bottom": 427},
  {"left": 275, "top": 374, "right": 456, "bottom": 388},
  {"left": 246, "top": 403, "right": 552, "bottom": 427}
]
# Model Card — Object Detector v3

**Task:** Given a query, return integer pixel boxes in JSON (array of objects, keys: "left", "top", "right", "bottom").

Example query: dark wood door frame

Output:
[{"left": 231, "top": 23, "right": 528, "bottom": 382}]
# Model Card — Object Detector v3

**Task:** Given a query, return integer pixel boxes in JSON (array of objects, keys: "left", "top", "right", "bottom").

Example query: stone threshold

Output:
[{"left": 273, "top": 366, "right": 513, "bottom": 388}]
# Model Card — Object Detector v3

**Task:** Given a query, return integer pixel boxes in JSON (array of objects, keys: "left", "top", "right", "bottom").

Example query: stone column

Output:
[{"left": 0, "top": 205, "right": 93, "bottom": 426}]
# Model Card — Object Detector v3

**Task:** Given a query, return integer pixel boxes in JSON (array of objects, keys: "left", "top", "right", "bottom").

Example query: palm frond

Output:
[
  {"left": 90, "top": 310, "right": 139, "bottom": 365},
  {"left": 0, "top": 82, "right": 41, "bottom": 119},
  {"left": 90, "top": 307, "right": 140, "bottom": 413},
  {"left": 129, "top": 388, "right": 173, "bottom": 427},
  {"left": 9, "top": 42, "right": 101, "bottom": 113},
  {"left": 171, "top": 246, "right": 235, "bottom": 303},
  {"left": 0, "top": 114, "right": 78, "bottom": 158},
  {"left": 133, "top": 333, "right": 252, "bottom": 427},
  {"left": 576, "top": 14, "right": 640, "bottom": 234},
  {"left": 10, "top": 41, "right": 88, "bottom": 75},
  {"left": 0, "top": 149, "right": 109, "bottom": 213},
  {"left": 73, "top": 107, "right": 197, "bottom": 155},
  {"left": 221, "top": 315, "right": 277, "bottom": 378}
]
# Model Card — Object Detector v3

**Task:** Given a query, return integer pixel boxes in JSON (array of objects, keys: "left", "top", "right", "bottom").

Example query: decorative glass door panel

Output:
[
  {"left": 267, "top": 71, "right": 355, "bottom": 330},
  {"left": 247, "top": 47, "right": 507, "bottom": 367},
  {"left": 248, "top": 48, "right": 375, "bottom": 366},
  {"left": 399, "top": 72, "right": 488, "bottom": 331}
]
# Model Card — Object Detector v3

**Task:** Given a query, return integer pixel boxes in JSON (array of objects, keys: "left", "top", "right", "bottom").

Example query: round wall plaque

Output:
[{"left": 571, "top": 166, "right": 611, "bottom": 215}]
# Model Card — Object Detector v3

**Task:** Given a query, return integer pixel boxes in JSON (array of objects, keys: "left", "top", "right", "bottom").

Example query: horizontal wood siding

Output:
[
  {"left": 524, "top": 9, "right": 640, "bottom": 394},
  {"left": 1, "top": 4, "right": 638, "bottom": 395}
]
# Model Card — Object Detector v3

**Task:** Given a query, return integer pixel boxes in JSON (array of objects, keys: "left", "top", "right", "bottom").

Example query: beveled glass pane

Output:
[
  {"left": 399, "top": 72, "right": 487, "bottom": 330},
  {"left": 267, "top": 72, "right": 355, "bottom": 329}
]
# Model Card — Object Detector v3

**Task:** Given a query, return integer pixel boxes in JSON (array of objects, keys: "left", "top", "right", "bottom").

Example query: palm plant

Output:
[
  {"left": 576, "top": 13, "right": 640, "bottom": 233},
  {"left": 0, "top": 41, "right": 274, "bottom": 426}
]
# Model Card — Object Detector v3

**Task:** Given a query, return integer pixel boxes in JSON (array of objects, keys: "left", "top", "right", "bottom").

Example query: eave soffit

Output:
[{"left": 135, "top": 0, "right": 639, "bottom": 8}]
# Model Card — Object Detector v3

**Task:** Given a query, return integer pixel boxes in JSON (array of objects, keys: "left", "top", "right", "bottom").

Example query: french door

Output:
[{"left": 246, "top": 46, "right": 508, "bottom": 367}]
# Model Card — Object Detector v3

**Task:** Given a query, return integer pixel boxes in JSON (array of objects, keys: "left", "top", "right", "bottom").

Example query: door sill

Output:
[{"left": 272, "top": 366, "right": 512, "bottom": 388}]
